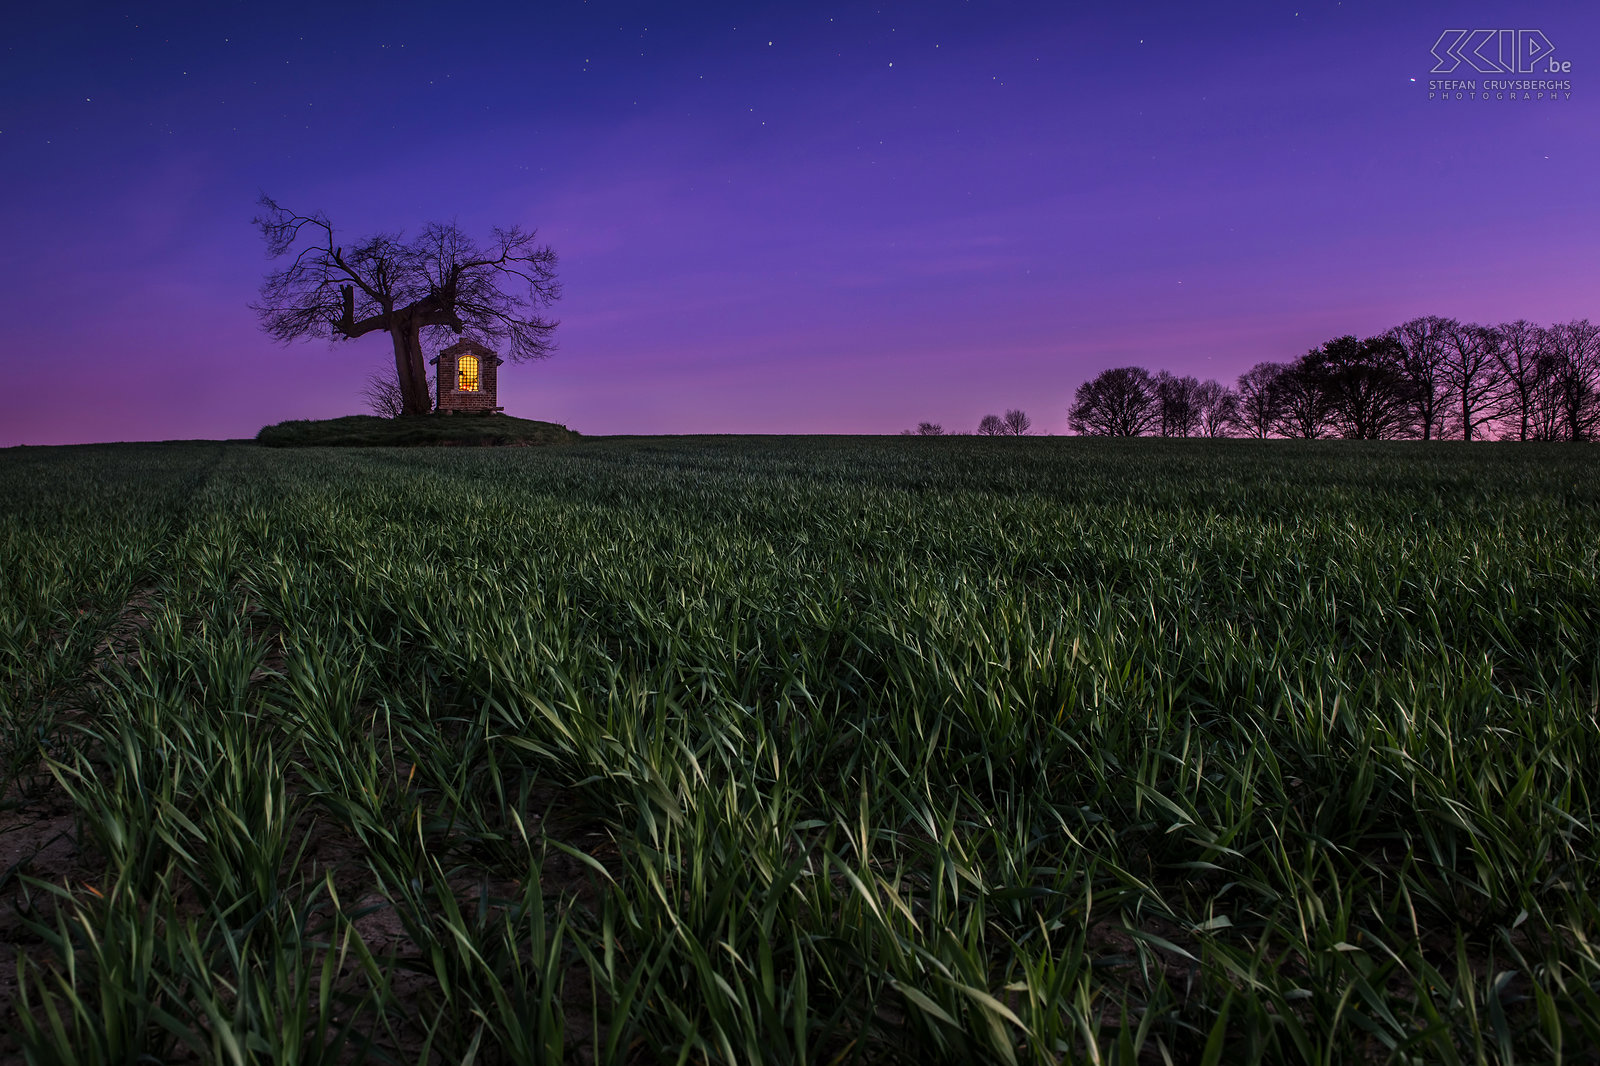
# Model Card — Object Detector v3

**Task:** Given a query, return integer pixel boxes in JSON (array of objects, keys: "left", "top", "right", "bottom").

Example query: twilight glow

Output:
[{"left": 2, "top": 1, "right": 1596, "bottom": 445}]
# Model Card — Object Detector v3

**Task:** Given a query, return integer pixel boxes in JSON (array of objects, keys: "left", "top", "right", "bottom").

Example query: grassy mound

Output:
[{"left": 255, "top": 413, "right": 579, "bottom": 448}]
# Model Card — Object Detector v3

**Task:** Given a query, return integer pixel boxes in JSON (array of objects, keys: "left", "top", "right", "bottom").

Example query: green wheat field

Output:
[{"left": 2, "top": 436, "right": 1597, "bottom": 1064}]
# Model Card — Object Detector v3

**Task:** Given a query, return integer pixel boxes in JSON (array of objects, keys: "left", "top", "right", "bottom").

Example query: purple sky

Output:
[{"left": 2, "top": 1, "right": 1596, "bottom": 444}]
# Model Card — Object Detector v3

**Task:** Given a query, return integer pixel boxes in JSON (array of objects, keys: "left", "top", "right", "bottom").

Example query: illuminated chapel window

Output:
[{"left": 458, "top": 354, "right": 480, "bottom": 392}]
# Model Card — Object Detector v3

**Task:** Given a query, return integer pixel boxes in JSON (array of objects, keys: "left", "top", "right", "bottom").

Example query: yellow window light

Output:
[{"left": 458, "top": 354, "right": 480, "bottom": 392}]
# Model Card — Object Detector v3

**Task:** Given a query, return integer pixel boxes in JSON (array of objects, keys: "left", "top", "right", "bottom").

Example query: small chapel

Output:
[{"left": 431, "top": 339, "right": 504, "bottom": 414}]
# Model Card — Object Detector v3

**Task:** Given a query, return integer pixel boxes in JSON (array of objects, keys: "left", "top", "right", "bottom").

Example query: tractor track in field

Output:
[
  {"left": 0, "top": 446, "right": 228, "bottom": 1059},
  {"left": 0, "top": 585, "right": 168, "bottom": 1060},
  {"left": 1, "top": 441, "right": 623, "bottom": 1061}
]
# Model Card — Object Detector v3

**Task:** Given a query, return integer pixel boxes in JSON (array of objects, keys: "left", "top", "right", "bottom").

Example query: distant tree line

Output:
[
  {"left": 1065, "top": 317, "right": 1600, "bottom": 441},
  {"left": 903, "top": 409, "right": 1033, "bottom": 436}
]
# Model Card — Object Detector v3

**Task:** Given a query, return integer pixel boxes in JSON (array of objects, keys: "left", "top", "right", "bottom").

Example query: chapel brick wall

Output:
[{"left": 434, "top": 340, "right": 502, "bottom": 413}]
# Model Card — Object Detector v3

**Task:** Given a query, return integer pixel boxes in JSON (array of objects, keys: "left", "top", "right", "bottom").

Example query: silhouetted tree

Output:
[
  {"left": 1234, "top": 362, "right": 1286, "bottom": 438},
  {"left": 1310, "top": 334, "right": 1414, "bottom": 440},
  {"left": 1272, "top": 354, "right": 1330, "bottom": 438},
  {"left": 1490, "top": 320, "right": 1551, "bottom": 441},
  {"left": 1544, "top": 319, "right": 1600, "bottom": 440},
  {"left": 1002, "top": 409, "right": 1032, "bottom": 436},
  {"left": 363, "top": 366, "right": 437, "bottom": 418},
  {"left": 977, "top": 414, "right": 1004, "bottom": 436},
  {"left": 1528, "top": 365, "right": 1567, "bottom": 440},
  {"left": 1069, "top": 367, "right": 1158, "bottom": 436},
  {"left": 915, "top": 422, "right": 945, "bottom": 436},
  {"left": 1390, "top": 316, "right": 1454, "bottom": 440},
  {"left": 1529, "top": 340, "right": 1571, "bottom": 440},
  {"left": 1439, "top": 321, "right": 1504, "bottom": 441},
  {"left": 1192, "top": 379, "right": 1238, "bottom": 437},
  {"left": 1154, "top": 372, "right": 1202, "bottom": 437},
  {"left": 362, "top": 371, "right": 407, "bottom": 418},
  {"left": 251, "top": 196, "right": 562, "bottom": 416}
]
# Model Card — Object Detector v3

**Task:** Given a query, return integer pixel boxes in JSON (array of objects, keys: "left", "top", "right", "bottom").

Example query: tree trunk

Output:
[{"left": 390, "top": 317, "right": 432, "bottom": 416}]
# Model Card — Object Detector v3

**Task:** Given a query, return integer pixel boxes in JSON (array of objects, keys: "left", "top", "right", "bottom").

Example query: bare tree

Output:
[
  {"left": 1528, "top": 367, "right": 1567, "bottom": 439},
  {"left": 1153, "top": 372, "right": 1202, "bottom": 437},
  {"left": 1390, "top": 316, "right": 1455, "bottom": 440},
  {"left": 361, "top": 372, "right": 407, "bottom": 418},
  {"left": 1194, "top": 379, "right": 1239, "bottom": 437},
  {"left": 977, "top": 414, "right": 1004, "bottom": 436},
  {"left": 1069, "top": 367, "right": 1158, "bottom": 436},
  {"left": 914, "top": 422, "right": 945, "bottom": 436},
  {"left": 363, "top": 366, "right": 437, "bottom": 418},
  {"left": 1438, "top": 321, "right": 1504, "bottom": 441},
  {"left": 1234, "top": 362, "right": 1286, "bottom": 438},
  {"left": 1001, "top": 409, "right": 1032, "bottom": 436},
  {"left": 1271, "top": 354, "right": 1330, "bottom": 439},
  {"left": 1544, "top": 319, "right": 1600, "bottom": 440},
  {"left": 1490, "top": 320, "right": 1551, "bottom": 441},
  {"left": 1311, "top": 335, "right": 1414, "bottom": 440},
  {"left": 251, "top": 196, "right": 562, "bottom": 416}
]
